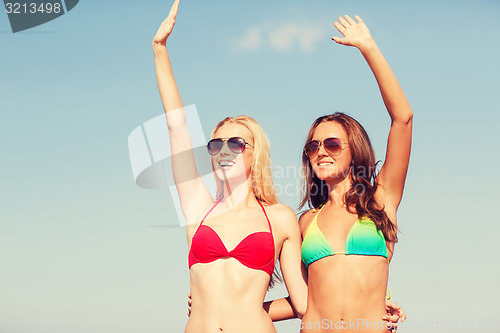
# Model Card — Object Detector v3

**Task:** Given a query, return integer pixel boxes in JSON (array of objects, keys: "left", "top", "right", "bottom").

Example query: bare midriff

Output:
[
  {"left": 186, "top": 258, "right": 276, "bottom": 333},
  {"left": 301, "top": 255, "right": 390, "bottom": 333}
]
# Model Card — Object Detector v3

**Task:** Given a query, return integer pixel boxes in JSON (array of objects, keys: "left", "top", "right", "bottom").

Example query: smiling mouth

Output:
[
  {"left": 218, "top": 160, "right": 235, "bottom": 169},
  {"left": 317, "top": 161, "right": 334, "bottom": 167}
]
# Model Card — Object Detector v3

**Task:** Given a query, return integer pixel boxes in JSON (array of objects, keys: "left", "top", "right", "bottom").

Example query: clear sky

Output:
[{"left": 1, "top": 0, "right": 500, "bottom": 332}]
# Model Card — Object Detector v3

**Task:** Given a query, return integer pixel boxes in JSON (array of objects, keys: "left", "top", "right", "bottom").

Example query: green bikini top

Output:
[{"left": 301, "top": 205, "right": 388, "bottom": 268}]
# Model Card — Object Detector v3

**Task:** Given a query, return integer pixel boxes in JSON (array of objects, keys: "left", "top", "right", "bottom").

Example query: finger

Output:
[
  {"left": 169, "top": 0, "right": 180, "bottom": 16},
  {"left": 382, "top": 314, "right": 398, "bottom": 322},
  {"left": 333, "top": 21, "right": 345, "bottom": 34},
  {"left": 386, "top": 315, "right": 400, "bottom": 323},
  {"left": 386, "top": 300, "right": 400, "bottom": 310},
  {"left": 331, "top": 36, "right": 343, "bottom": 44},
  {"left": 354, "top": 15, "right": 364, "bottom": 24},
  {"left": 168, "top": 0, "right": 181, "bottom": 18},
  {"left": 338, "top": 16, "right": 350, "bottom": 29},
  {"left": 384, "top": 320, "right": 397, "bottom": 330},
  {"left": 172, "top": 0, "right": 181, "bottom": 17},
  {"left": 400, "top": 310, "right": 407, "bottom": 322},
  {"left": 344, "top": 15, "right": 356, "bottom": 25}
]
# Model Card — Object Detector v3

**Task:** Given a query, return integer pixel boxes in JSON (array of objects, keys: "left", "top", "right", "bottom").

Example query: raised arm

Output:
[
  {"left": 152, "top": 0, "right": 183, "bottom": 113},
  {"left": 333, "top": 15, "right": 413, "bottom": 210},
  {"left": 152, "top": 0, "right": 213, "bottom": 224}
]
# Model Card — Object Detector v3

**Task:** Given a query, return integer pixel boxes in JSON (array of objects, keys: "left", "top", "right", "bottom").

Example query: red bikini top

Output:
[{"left": 188, "top": 200, "right": 275, "bottom": 277}]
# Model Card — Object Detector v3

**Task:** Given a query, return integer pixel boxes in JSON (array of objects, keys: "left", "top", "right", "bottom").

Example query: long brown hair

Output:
[{"left": 299, "top": 113, "right": 398, "bottom": 243}]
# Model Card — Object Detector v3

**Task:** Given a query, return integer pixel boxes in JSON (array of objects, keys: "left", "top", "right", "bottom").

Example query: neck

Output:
[
  {"left": 325, "top": 174, "right": 352, "bottom": 208},
  {"left": 220, "top": 174, "right": 256, "bottom": 209}
]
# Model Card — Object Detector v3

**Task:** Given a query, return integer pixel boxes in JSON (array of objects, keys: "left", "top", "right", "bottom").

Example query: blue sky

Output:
[{"left": 1, "top": 0, "right": 500, "bottom": 332}]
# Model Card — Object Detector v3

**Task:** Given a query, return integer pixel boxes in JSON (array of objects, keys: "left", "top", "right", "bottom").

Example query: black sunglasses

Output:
[
  {"left": 207, "top": 137, "right": 254, "bottom": 155},
  {"left": 304, "top": 137, "right": 349, "bottom": 157}
]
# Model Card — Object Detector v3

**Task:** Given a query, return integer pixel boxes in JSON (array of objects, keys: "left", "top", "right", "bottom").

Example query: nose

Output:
[
  {"left": 316, "top": 142, "right": 329, "bottom": 157},
  {"left": 218, "top": 141, "right": 232, "bottom": 156}
]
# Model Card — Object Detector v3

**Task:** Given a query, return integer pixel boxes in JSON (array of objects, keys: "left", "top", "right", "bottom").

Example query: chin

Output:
[
  {"left": 313, "top": 166, "right": 337, "bottom": 178},
  {"left": 214, "top": 167, "right": 247, "bottom": 182},
  {"left": 314, "top": 167, "right": 348, "bottom": 182}
]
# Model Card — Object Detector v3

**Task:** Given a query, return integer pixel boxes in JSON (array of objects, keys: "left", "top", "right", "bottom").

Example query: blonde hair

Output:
[
  {"left": 211, "top": 116, "right": 277, "bottom": 205},
  {"left": 211, "top": 116, "right": 281, "bottom": 288}
]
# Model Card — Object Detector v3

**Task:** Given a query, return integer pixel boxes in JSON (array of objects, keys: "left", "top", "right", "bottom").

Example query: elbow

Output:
[
  {"left": 406, "top": 111, "right": 414, "bottom": 124},
  {"left": 392, "top": 110, "right": 413, "bottom": 126},
  {"left": 296, "top": 310, "right": 305, "bottom": 320},
  {"left": 294, "top": 303, "right": 306, "bottom": 319},
  {"left": 165, "top": 109, "right": 187, "bottom": 132}
]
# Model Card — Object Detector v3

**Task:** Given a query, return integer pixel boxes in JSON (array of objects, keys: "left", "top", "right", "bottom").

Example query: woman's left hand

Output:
[
  {"left": 382, "top": 299, "right": 407, "bottom": 332},
  {"left": 332, "top": 15, "right": 375, "bottom": 51},
  {"left": 152, "top": 0, "right": 181, "bottom": 47}
]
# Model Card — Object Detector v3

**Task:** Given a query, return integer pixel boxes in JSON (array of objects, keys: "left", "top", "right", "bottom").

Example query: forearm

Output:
[
  {"left": 264, "top": 296, "right": 300, "bottom": 322},
  {"left": 153, "top": 43, "right": 184, "bottom": 116},
  {"left": 359, "top": 41, "right": 413, "bottom": 124}
]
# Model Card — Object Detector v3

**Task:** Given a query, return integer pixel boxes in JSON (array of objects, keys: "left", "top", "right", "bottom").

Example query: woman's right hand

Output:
[{"left": 152, "top": 0, "right": 181, "bottom": 47}]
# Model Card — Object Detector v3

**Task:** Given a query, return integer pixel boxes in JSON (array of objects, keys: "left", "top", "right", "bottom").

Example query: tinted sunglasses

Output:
[
  {"left": 304, "top": 137, "right": 349, "bottom": 157},
  {"left": 207, "top": 137, "right": 254, "bottom": 155}
]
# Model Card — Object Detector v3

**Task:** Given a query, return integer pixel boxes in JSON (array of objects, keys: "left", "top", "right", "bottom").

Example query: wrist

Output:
[
  {"left": 358, "top": 38, "right": 377, "bottom": 54},
  {"left": 152, "top": 42, "right": 168, "bottom": 55}
]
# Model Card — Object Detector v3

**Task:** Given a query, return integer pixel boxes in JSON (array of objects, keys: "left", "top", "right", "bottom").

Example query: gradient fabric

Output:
[{"left": 301, "top": 206, "right": 388, "bottom": 268}]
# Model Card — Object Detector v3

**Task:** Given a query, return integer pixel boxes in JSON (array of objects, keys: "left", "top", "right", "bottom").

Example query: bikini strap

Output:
[
  {"left": 257, "top": 200, "right": 273, "bottom": 236},
  {"left": 311, "top": 204, "right": 326, "bottom": 224},
  {"left": 303, "top": 204, "right": 325, "bottom": 237},
  {"left": 199, "top": 200, "right": 220, "bottom": 225}
]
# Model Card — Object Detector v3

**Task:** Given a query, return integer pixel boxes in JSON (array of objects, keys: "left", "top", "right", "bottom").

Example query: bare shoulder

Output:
[
  {"left": 298, "top": 208, "right": 317, "bottom": 235},
  {"left": 263, "top": 203, "right": 299, "bottom": 235},
  {"left": 264, "top": 203, "right": 298, "bottom": 223}
]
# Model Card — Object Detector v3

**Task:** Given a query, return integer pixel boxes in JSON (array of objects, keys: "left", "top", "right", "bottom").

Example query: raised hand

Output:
[
  {"left": 332, "top": 15, "right": 374, "bottom": 50},
  {"left": 152, "top": 0, "right": 181, "bottom": 46}
]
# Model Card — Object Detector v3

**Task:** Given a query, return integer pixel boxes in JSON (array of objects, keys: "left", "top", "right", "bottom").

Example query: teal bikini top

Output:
[{"left": 301, "top": 205, "right": 388, "bottom": 268}]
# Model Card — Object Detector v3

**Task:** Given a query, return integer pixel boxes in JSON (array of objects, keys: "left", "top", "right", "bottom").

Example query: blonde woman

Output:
[{"left": 153, "top": 1, "right": 306, "bottom": 332}]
